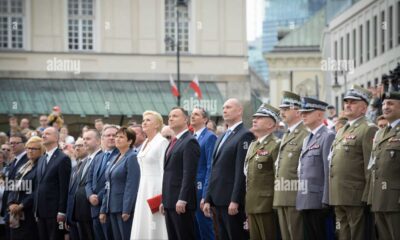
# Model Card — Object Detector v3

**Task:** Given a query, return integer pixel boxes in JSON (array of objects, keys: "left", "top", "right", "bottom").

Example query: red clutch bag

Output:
[{"left": 147, "top": 194, "right": 162, "bottom": 214}]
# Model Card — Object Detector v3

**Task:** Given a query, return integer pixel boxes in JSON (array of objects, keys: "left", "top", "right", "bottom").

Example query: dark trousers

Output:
[
  {"left": 37, "top": 217, "right": 64, "bottom": 240},
  {"left": 77, "top": 220, "right": 94, "bottom": 240},
  {"left": 109, "top": 213, "right": 132, "bottom": 240},
  {"left": 165, "top": 209, "right": 196, "bottom": 240},
  {"left": 68, "top": 222, "right": 80, "bottom": 240},
  {"left": 93, "top": 217, "right": 113, "bottom": 240},
  {"left": 301, "top": 209, "right": 326, "bottom": 240},
  {"left": 215, "top": 206, "right": 248, "bottom": 240}
]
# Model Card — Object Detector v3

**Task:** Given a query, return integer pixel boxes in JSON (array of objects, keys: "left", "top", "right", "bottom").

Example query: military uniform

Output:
[
  {"left": 368, "top": 92, "right": 400, "bottom": 240},
  {"left": 244, "top": 104, "right": 281, "bottom": 240},
  {"left": 273, "top": 92, "right": 309, "bottom": 240},
  {"left": 329, "top": 85, "right": 378, "bottom": 240},
  {"left": 296, "top": 97, "right": 335, "bottom": 239}
]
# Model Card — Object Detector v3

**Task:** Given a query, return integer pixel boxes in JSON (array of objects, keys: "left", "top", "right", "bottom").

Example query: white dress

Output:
[{"left": 130, "top": 133, "right": 169, "bottom": 240}]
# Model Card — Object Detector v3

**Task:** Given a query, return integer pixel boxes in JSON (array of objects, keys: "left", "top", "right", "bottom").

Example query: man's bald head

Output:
[
  {"left": 42, "top": 127, "right": 59, "bottom": 149},
  {"left": 223, "top": 98, "right": 243, "bottom": 126}
]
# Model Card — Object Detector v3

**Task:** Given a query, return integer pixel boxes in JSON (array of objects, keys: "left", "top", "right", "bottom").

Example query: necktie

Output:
[
  {"left": 81, "top": 158, "right": 91, "bottom": 180},
  {"left": 42, "top": 154, "right": 48, "bottom": 173},
  {"left": 98, "top": 152, "right": 110, "bottom": 176},
  {"left": 384, "top": 125, "right": 392, "bottom": 137},
  {"left": 194, "top": 133, "right": 198, "bottom": 139},
  {"left": 307, "top": 133, "right": 314, "bottom": 145},
  {"left": 166, "top": 137, "right": 178, "bottom": 156},
  {"left": 217, "top": 129, "right": 232, "bottom": 153},
  {"left": 342, "top": 123, "right": 350, "bottom": 133}
]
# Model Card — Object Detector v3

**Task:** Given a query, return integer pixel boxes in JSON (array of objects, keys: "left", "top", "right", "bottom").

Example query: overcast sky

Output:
[{"left": 246, "top": 0, "right": 265, "bottom": 41}]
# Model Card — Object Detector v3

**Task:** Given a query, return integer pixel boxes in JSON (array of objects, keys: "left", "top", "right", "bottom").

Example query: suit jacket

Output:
[
  {"left": 0, "top": 153, "right": 28, "bottom": 217},
  {"left": 85, "top": 148, "right": 119, "bottom": 218},
  {"left": 273, "top": 122, "right": 308, "bottom": 207},
  {"left": 245, "top": 134, "right": 280, "bottom": 214},
  {"left": 369, "top": 121, "right": 400, "bottom": 212},
  {"left": 196, "top": 128, "right": 217, "bottom": 199},
  {"left": 162, "top": 131, "right": 200, "bottom": 210},
  {"left": 296, "top": 125, "right": 335, "bottom": 210},
  {"left": 74, "top": 150, "right": 102, "bottom": 221},
  {"left": 100, "top": 149, "right": 140, "bottom": 214},
  {"left": 34, "top": 148, "right": 71, "bottom": 218},
  {"left": 66, "top": 160, "right": 84, "bottom": 224},
  {"left": 329, "top": 116, "right": 377, "bottom": 206},
  {"left": 205, "top": 123, "right": 254, "bottom": 207}
]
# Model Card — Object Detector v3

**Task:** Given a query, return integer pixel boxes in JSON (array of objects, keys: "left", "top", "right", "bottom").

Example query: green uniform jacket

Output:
[
  {"left": 245, "top": 134, "right": 280, "bottom": 214},
  {"left": 273, "top": 122, "right": 308, "bottom": 207},
  {"left": 329, "top": 116, "right": 377, "bottom": 206},
  {"left": 369, "top": 121, "right": 400, "bottom": 212}
]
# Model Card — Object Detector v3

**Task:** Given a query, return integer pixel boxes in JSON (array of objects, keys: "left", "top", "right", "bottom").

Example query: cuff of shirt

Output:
[
  {"left": 177, "top": 200, "right": 187, "bottom": 205},
  {"left": 57, "top": 212, "right": 66, "bottom": 216}
]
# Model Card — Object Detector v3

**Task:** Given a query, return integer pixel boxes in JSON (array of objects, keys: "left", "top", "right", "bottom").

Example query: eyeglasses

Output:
[
  {"left": 26, "top": 147, "right": 41, "bottom": 151},
  {"left": 74, "top": 144, "right": 84, "bottom": 149},
  {"left": 9, "top": 142, "right": 22, "bottom": 145},
  {"left": 1, "top": 148, "right": 10, "bottom": 152},
  {"left": 164, "top": 135, "right": 172, "bottom": 140}
]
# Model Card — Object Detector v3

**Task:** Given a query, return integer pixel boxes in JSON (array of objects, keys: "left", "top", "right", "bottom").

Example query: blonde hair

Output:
[
  {"left": 25, "top": 136, "right": 45, "bottom": 155},
  {"left": 143, "top": 111, "right": 164, "bottom": 132}
]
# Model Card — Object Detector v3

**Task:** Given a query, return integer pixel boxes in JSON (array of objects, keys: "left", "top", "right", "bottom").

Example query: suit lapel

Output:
[
  {"left": 247, "top": 134, "right": 272, "bottom": 160},
  {"left": 213, "top": 123, "right": 243, "bottom": 161},
  {"left": 301, "top": 126, "right": 325, "bottom": 157},
  {"left": 165, "top": 131, "right": 189, "bottom": 167},
  {"left": 377, "top": 122, "right": 400, "bottom": 145}
]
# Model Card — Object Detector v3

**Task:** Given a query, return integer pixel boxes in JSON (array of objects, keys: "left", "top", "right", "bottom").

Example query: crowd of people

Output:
[{"left": 0, "top": 85, "right": 399, "bottom": 240}]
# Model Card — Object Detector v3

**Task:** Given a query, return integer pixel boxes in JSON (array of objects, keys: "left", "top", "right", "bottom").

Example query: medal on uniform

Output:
[
  {"left": 288, "top": 152, "right": 293, "bottom": 158},
  {"left": 258, "top": 164, "right": 263, "bottom": 169}
]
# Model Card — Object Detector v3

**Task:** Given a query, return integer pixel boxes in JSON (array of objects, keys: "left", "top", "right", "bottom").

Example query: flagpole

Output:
[{"left": 176, "top": 3, "right": 181, "bottom": 107}]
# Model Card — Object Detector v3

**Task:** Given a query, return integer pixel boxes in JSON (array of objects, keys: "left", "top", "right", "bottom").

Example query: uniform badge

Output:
[
  {"left": 294, "top": 129, "right": 299, "bottom": 133},
  {"left": 289, "top": 142, "right": 297, "bottom": 145},
  {"left": 258, "top": 164, "right": 263, "bottom": 169},
  {"left": 309, "top": 144, "right": 320, "bottom": 150},
  {"left": 390, "top": 151, "right": 395, "bottom": 158},
  {"left": 288, "top": 152, "right": 293, "bottom": 158},
  {"left": 346, "top": 135, "right": 356, "bottom": 140},
  {"left": 344, "top": 146, "right": 349, "bottom": 152},
  {"left": 256, "top": 150, "right": 269, "bottom": 156}
]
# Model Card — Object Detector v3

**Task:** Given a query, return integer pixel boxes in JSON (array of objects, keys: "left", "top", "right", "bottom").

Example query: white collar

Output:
[
  {"left": 309, "top": 124, "right": 325, "bottom": 135},
  {"left": 45, "top": 146, "right": 58, "bottom": 159},
  {"left": 88, "top": 148, "right": 102, "bottom": 160},
  {"left": 348, "top": 116, "right": 364, "bottom": 126},
  {"left": 257, "top": 134, "right": 270, "bottom": 144},
  {"left": 15, "top": 151, "right": 26, "bottom": 163},
  {"left": 288, "top": 120, "right": 302, "bottom": 133},
  {"left": 194, "top": 127, "right": 206, "bottom": 138}
]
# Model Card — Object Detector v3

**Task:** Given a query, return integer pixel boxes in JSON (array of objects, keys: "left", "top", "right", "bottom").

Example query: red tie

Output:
[{"left": 166, "top": 137, "right": 178, "bottom": 156}]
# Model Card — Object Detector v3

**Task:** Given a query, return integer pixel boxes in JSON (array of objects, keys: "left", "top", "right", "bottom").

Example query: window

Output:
[
  {"left": 68, "top": 0, "right": 95, "bottom": 51},
  {"left": 388, "top": 6, "right": 393, "bottom": 49},
  {"left": 381, "top": 10, "right": 385, "bottom": 54},
  {"left": 340, "top": 37, "right": 343, "bottom": 60},
  {"left": 366, "top": 20, "right": 370, "bottom": 61},
  {"left": 165, "top": 0, "right": 189, "bottom": 53},
  {"left": 353, "top": 29, "right": 356, "bottom": 67},
  {"left": 367, "top": 81, "right": 371, "bottom": 88},
  {"left": 0, "top": 0, "right": 24, "bottom": 49},
  {"left": 346, "top": 33, "right": 350, "bottom": 61},
  {"left": 359, "top": 25, "right": 363, "bottom": 65},
  {"left": 334, "top": 40, "right": 338, "bottom": 82},
  {"left": 373, "top": 15, "right": 377, "bottom": 57}
]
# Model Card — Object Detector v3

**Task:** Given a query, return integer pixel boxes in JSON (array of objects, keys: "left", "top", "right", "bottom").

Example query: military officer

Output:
[
  {"left": 244, "top": 103, "right": 281, "bottom": 240},
  {"left": 368, "top": 91, "right": 400, "bottom": 240},
  {"left": 329, "top": 85, "right": 378, "bottom": 240},
  {"left": 297, "top": 97, "right": 335, "bottom": 239},
  {"left": 273, "top": 91, "right": 309, "bottom": 240}
]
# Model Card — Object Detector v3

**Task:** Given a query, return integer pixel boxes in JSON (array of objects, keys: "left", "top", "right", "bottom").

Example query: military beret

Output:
[
  {"left": 343, "top": 85, "right": 372, "bottom": 104},
  {"left": 299, "top": 97, "right": 328, "bottom": 112},
  {"left": 253, "top": 103, "right": 281, "bottom": 123},
  {"left": 280, "top": 91, "right": 302, "bottom": 108}
]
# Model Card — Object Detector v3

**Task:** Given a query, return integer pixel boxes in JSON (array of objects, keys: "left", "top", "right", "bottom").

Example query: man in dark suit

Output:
[
  {"left": 34, "top": 127, "right": 71, "bottom": 240},
  {"left": 1, "top": 132, "right": 28, "bottom": 240},
  {"left": 161, "top": 107, "right": 200, "bottom": 240},
  {"left": 86, "top": 125, "right": 119, "bottom": 240},
  {"left": 190, "top": 107, "right": 217, "bottom": 240},
  {"left": 66, "top": 137, "right": 87, "bottom": 240},
  {"left": 203, "top": 98, "right": 254, "bottom": 240},
  {"left": 72, "top": 129, "right": 102, "bottom": 240}
]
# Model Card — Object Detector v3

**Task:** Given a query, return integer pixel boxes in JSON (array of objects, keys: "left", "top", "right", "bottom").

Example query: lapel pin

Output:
[
  {"left": 258, "top": 164, "right": 263, "bottom": 169},
  {"left": 288, "top": 152, "right": 293, "bottom": 158}
]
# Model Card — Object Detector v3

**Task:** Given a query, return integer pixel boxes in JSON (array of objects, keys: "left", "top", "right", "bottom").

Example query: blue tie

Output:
[
  {"left": 98, "top": 152, "right": 111, "bottom": 175},
  {"left": 307, "top": 133, "right": 314, "bottom": 145},
  {"left": 217, "top": 129, "right": 232, "bottom": 153}
]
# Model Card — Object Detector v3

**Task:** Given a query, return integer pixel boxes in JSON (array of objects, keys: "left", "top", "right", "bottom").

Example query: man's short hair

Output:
[
  {"left": 95, "top": 118, "right": 103, "bottom": 123},
  {"left": 10, "top": 132, "right": 27, "bottom": 143},
  {"left": 171, "top": 107, "right": 189, "bottom": 118}
]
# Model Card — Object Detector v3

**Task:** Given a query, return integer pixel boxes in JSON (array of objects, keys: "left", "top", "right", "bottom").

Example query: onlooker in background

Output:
[
  {"left": 215, "top": 125, "right": 226, "bottom": 137},
  {"left": 376, "top": 115, "right": 389, "bottom": 129},
  {"left": 326, "top": 105, "right": 337, "bottom": 129},
  {"left": 34, "top": 127, "right": 71, "bottom": 240},
  {"left": 7, "top": 136, "right": 43, "bottom": 240},
  {"left": 66, "top": 137, "right": 87, "bottom": 240},
  {"left": 0, "top": 150, "right": 6, "bottom": 172},
  {"left": 19, "top": 118, "right": 32, "bottom": 135},
  {"left": 161, "top": 125, "right": 175, "bottom": 142},
  {"left": 81, "top": 125, "right": 90, "bottom": 137},
  {"left": 334, "top": 117, "right": 348, "bottom": 133},
  {"left": 86, "top": 125, "right": 119, "bottom": 240},
  {"left": 0, "top": 172, "right": 5, "bottom": 237},
  {"left": 0, "top": 144, "right": 12, "bottom": 166},
  {"left": 37, "top": 115, "right": 49, "bottom": 133},
  {"left": 7, "top": 116, "right": 20, "bottom": 137},
  {"left": 99, "top": 127, "right": 140, "bottom": 240},
  {"left": 129, "top": 125, "right": 146, "bottom": 154},
  {"left": 366, "top": 85, "right": 383, "bottom": 123},
  {"left": 95, "top": 119, "right": 104, "bottom": 134},
  {"left": 60, "top": 126, "right": 75, "bottom": 145},
  {"left": 0, "top": 132, "right": 8, "bottom": 146},
  {"left": 206, "top": 120, "right": 217, "bottom": 133},
  {"left": 48, "top": 106, "right": 64, "bottom": 130}
]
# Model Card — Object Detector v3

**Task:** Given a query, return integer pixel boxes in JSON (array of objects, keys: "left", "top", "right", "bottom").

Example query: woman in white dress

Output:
[{"left": 130, "top": 111, "right": 169, "bottom": 240}]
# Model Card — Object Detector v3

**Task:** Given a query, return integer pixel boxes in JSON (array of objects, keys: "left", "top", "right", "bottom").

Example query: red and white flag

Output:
[
  {"left": 189, "top": 75, "right": 202, "bottom": 99},
  {"left": 169, "top": 75, "right": 180, "bottom": 97}
]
